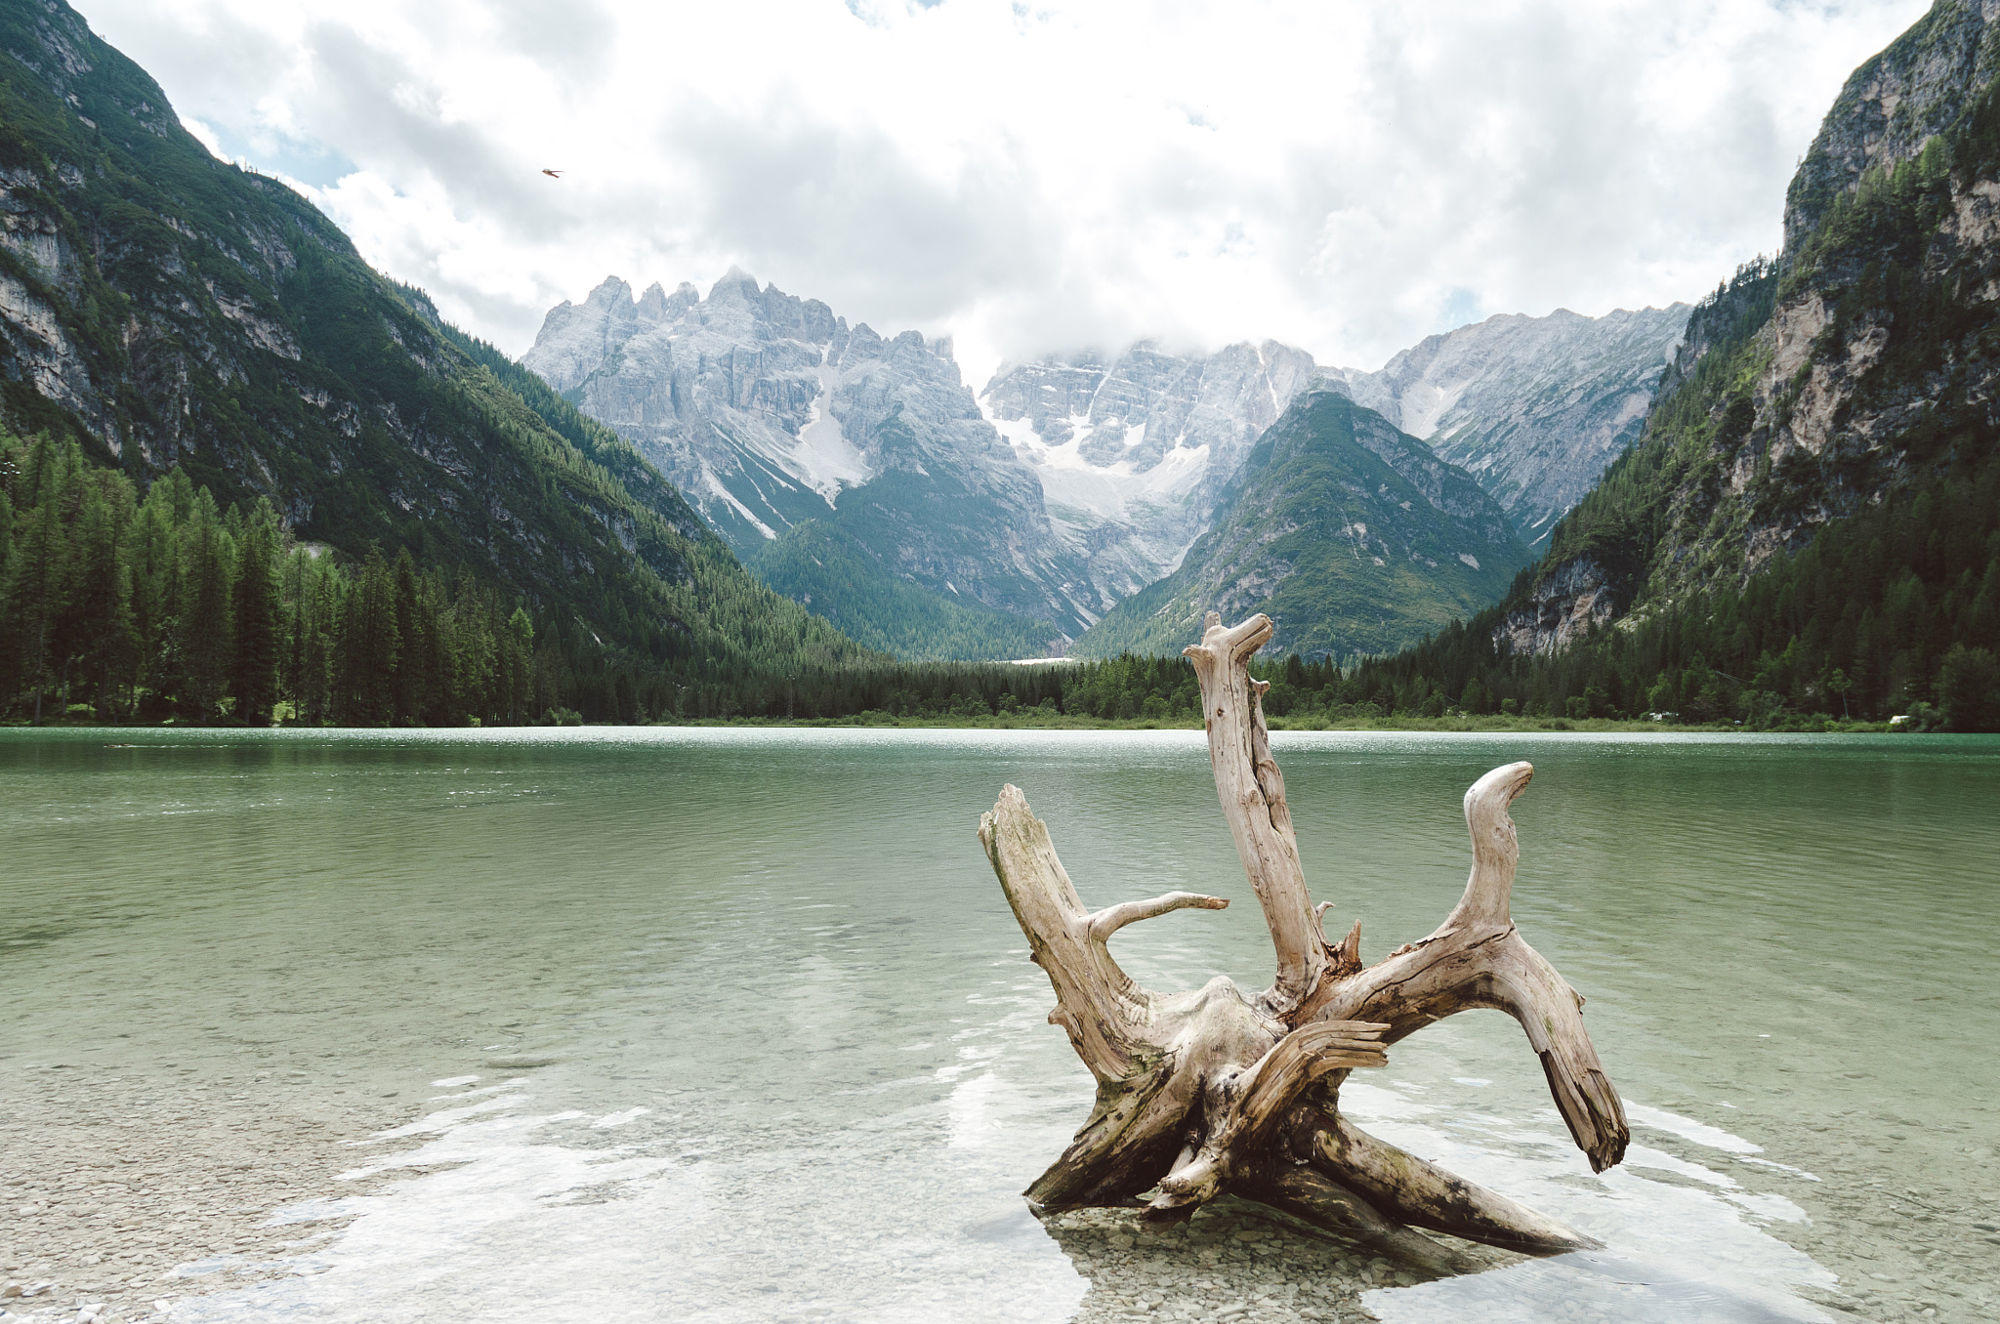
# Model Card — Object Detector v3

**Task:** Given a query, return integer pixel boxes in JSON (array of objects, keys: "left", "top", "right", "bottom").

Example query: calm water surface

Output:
[{"left": 3, "top": 728, "right": 1997, "bottom": 1322}]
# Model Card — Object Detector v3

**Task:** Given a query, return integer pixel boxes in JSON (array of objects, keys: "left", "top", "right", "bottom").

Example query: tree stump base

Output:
[{"left": 978, "top": 613, "right": 1627, "bottom": 1264}]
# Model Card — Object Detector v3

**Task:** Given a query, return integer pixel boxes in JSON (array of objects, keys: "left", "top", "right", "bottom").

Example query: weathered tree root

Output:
[{"left": 977, "top": 612, "right": 1627, "bottom": 1262}]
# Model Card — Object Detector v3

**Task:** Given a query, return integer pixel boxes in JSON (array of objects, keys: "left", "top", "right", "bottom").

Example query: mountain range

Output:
[
  {"left": 8, "top": 0, "right": 1988, "bottom": 727},
  {"left": 1073, "top": 389, "right": 1527, "bottom": 659},
  {"left": 526, "top": 276, "right": 1688, "bottom": 659},
  {"left": 522, "top": 272, "right": 1091, "bottom": 655},
  {"left": 1319, "top": 304, "right": 1689, "bottom": 546}
]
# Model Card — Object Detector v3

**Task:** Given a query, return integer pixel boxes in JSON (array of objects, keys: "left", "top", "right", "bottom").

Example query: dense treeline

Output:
[
  {"left": 7, "top": 418, "right": 1992, "bottom": 729},
  {"left": 0, "top": 430, "right": 1215, "bottom": 726},
  {"left": 1342, "top": 418, "right": 2000, "bottom": 732},
  {"left": 1, "top": 432, "right": 561, "bottom": 724}
]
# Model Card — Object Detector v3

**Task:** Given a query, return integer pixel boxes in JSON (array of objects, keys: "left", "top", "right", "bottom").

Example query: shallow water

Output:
[{"left": 2, "top": 727, "right": 1996, "bottom": 1322}]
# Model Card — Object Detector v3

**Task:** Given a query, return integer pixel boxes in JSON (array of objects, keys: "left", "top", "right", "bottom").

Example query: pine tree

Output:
[
  {"left": 231, "top": 505, "right": 281, "bottom": 725},
  {"left": 502, "top": 606, "right": 534, "bottom": 723},
  {"left": 1938, "top": 645, "right": 2000, "bottom": 732},
  {"left": 178, "top": 491, "right": 234, "bottom": 723},
  {"left": 64, "top": 472, "right": 140, "bottom": 718},
  {"left": 336, "top": 548, "right": 400, "bottom": 725},
  {"left": 3, "top": 436, "right": 76, "bottom": 722}
]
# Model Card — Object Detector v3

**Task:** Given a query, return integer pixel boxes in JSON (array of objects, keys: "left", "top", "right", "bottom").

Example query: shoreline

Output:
[{"left": 2, "top": 716, "right": 1907, "bottom": 736}]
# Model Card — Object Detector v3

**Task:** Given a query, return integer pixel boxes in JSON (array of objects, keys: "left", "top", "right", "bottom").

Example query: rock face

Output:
[
  {"left": 524, "top": 273, "right": 1094, "bottom": 645},
  {"left": 1491, "top": 557, "right": 1618, "bottom": 658},
  {"left": 1783, "top": 0, "right": 2000, "bottom": 252},
  {"left": 979, "top": 341, "right": 1319, "bottom": 600},
  {"left": 1321, "top": 306, "right": 1690, "bottom": 546},
  {"left": 1074, "top": 391, "right": 1528, "bottom": 659},
  {"left": 1495, "top": 0, "right": 2000, "bottom": 659}
]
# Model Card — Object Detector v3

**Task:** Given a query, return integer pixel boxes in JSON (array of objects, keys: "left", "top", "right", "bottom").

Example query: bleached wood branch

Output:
[
  {"left": 1183, "top": 611, "right": 1328, "bottom": 1011},
  {"left": 981, "top": 614, "right": 1629, "bottom": 1261},
  {"left": 1087, "top": 891, "right": 1229, "bottom": 941}
]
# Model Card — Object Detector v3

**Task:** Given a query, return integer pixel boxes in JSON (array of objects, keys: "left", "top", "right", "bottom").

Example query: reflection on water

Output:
[{"left": 2, "top": 727, "right": 1997, "bottom": 1322}]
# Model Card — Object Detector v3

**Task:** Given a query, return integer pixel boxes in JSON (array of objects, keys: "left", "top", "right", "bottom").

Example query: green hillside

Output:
[
  {"left": 747, "top": 520, "right": 1059, "bottom": 661},
  {"left": 1074, "top": 392, "right": 1527, "bottom": 660}
]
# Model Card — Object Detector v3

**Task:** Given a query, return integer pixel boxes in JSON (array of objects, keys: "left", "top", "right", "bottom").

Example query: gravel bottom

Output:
[
  {"left": 9, "top": 1059, "right": 1995, "bottom": 1324},
  {"left": 0, "top": 1063, "right": 418, "bottom": 1324}
]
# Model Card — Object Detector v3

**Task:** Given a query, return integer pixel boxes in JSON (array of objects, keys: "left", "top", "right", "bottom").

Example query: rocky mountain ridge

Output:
[
  {"left": 523, "top": 272, "right": 1093, "bottom": 649},
  {"left": 1074, "top": 389, "right": 1528, "bottom": 659},
  {"left": 979, "top": 340, "right": 1319, "bottom": 602},
  {"left": 1320, "top": 304, "right": 1690, "bottom": 546}
]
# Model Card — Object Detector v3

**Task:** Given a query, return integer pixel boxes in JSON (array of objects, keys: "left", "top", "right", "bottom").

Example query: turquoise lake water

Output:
[{"left": 2, "top": 728, "right": 1996, "bottom": 1322}]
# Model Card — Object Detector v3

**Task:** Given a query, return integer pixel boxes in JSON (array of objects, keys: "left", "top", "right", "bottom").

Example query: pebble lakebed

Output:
[
  {"left": 0, "top": 1080, "right": 1992, "bottom": 1324},
  {"left": 0, "top": 1062, "right": 415, "bottom": 1324},
  {"left": 6, "top": 1062, "right": 1995, "bottom": 1324}
]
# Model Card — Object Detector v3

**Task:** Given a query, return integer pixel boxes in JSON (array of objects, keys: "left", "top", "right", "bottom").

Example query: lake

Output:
[{"left": 2, "top": 728, "right": 1996, "bottom": 1323}]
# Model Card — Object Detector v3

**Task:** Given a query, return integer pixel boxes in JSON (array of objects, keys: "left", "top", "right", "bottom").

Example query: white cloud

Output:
[{"left": 77, "top": 0, "right": 1930, "bottom": 383}]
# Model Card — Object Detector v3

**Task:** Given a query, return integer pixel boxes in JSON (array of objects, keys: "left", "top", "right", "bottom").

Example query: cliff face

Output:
[
  {"left": 1784, "top": 0, "right": 2000, "bottom": 251},
  {"left": 1075, "top": 391, "right": 1527, "bottom": 660},
  {"left": 1499, "top": 0, "right": 2000, "bottom": 657},
  {"left": 1491, "top": 557, "right": 1617, "bottom": 659},
  {"left": 524, "top": 272, "right": 1094, "bottom": 645}
]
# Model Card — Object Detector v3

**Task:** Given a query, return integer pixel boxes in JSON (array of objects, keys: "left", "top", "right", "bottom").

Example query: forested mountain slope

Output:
[
  {"left": 0, "top": 0, "right": 869, "bottom": 720},
  {"left": 1352, "top": 0, "right": 2000, "bottom": 729},
  {"left": 1074, "top": 391, "right": 1527, "bottom": 660}
]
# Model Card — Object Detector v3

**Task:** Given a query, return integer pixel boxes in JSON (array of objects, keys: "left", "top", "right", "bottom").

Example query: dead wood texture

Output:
[{"left": 977, "top": 612, "right": 1628, "bottom": 1260}]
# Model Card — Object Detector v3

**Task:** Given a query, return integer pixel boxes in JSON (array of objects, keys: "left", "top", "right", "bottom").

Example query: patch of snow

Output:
[
  {"left": 793, "top": 366, "right": 874, "bottom": 502},
  {"left": 701, "top": 463, "right": 776, "bottom": 539},
  {"left": 1396, "top": 379, "right": 1469, "bottom": 439},
  {"left": 1458, "top": 553, "right": 1481, "bottom": 570},
  {"left": 987, "top": 405, "right": 1207, "bottom": 525}
]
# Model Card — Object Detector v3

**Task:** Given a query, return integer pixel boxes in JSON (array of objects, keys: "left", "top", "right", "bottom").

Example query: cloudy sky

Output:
[{"left": 82, "top": 0, "right": 1928, "bottom": 382}]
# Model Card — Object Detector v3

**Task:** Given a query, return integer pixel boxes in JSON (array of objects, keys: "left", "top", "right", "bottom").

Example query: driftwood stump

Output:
[{"left": 978, "top": 612, "right": 1627, "bottom": 1265}]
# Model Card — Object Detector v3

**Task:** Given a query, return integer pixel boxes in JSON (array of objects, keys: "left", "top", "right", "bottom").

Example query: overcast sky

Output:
[{"left": 81, "top": 0, "right": 1929, "bottom": 383}]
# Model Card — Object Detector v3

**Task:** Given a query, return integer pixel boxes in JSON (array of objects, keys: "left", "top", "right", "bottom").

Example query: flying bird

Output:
[{"left": 541, "top": 169, "right": 562, "bottom": 179}]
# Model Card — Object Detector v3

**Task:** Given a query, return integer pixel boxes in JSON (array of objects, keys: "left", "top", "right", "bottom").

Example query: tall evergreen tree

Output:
[
  {"left": 178, "top": 491, "right": 235, "bottom": 723},
  {"left": 336, "top": 548, "right": 400, "bottom": 725},
  {"left": 2, "top": 437, "right": 75, "bottom": 722},
  {"left": 63, "top": 473, "right": 140, "bottom": 718},
  {"left": 232, "top": 505, "right": 281, "bottom": 725}
]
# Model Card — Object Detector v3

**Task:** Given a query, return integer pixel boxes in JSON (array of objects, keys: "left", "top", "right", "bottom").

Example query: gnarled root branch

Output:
[{"left": 979, "top": 613, "right": 1627, "bottom": 1267}]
